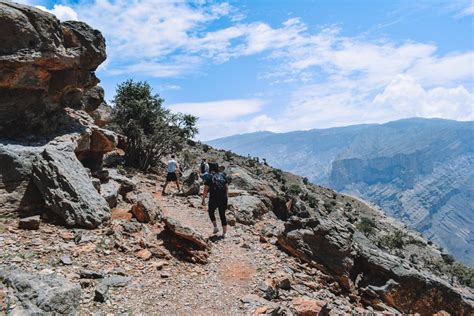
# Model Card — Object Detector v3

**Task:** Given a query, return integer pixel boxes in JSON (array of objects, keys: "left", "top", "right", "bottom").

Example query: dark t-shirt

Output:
[{"left": 204, "top": 172, "right": 227, "bottom": 202}]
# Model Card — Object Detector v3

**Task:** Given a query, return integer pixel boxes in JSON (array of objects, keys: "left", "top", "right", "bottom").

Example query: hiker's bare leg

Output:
[
  {"left": 222, "top": 225, "right": 227, "bottom": 237},
  {"left": 175, "top": 180, "right": 180, "bottom": 191},
  {"left": 162, "top": 181, "right": 168, "bottom": 194}
]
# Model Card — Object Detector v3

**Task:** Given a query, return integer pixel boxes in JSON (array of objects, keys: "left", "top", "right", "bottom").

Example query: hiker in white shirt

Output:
[{"left": 162, "top": 155, "right": 180, "bottom": 195}]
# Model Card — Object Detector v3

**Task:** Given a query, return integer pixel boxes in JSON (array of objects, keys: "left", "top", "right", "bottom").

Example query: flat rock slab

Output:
[
  {"left": 163, "top": 216, "right": 208, "bottom": 250},
  {"left": 18, "top": 215, "right": 40, "bottom": 230}
]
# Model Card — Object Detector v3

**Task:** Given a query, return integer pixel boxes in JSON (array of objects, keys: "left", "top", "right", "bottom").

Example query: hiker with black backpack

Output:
[
  {"left": 200, "top": 158, "right": 209, "bottom": 176},
  {"left": 201, "top": 163, "right": 228, "bottom": 238}
]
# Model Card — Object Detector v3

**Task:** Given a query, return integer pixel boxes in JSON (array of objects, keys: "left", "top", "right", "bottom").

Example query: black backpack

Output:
[
  {"left": 211, "top": 172, "right": 227, "bottom": 193},
  {"left": 208, "top": 162, "right": 219, "bottom": 173},
  {"left": 200, "top": 162, "right": 206, "bottom": 173}
]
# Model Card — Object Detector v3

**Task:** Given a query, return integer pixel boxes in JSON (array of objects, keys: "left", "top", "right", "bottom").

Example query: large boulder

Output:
[
  {"left": 0, "top": 1, "right": 106, "bottom": 137},
  {"left": 32, "top": 147, "right": 110, "bottom": 228},
  {"left": 100, "top": 179, "right": 121, "bottom": 208},
  {"left": 131, "top": 192, "right": 162, "bottom": 223},
  {"left": 90, "top": 102, "right": 113, "bottom": 127},
  {"left": 161, "top": 215, "right": 210, "bottom": 263},
  {"left": 0, "top": 143, "right": 44, "bottom": 216},
  {"left": 228, "top": 195, "right": 268, "bottom": 225},
  {"left": 277, "top": 216, "right": 354, "bottom": 277},
  {"left": 277, "top": 209, "right": 474, "bottom": 314},
  {"left": 0, "top": 265, "right": 82, "bottom": 314},
  {"left": 352, "top": 232, "right": 474, "bottom": 315},
  {"left": 180, "top": 171, "right": 200, "bottom": 197}
]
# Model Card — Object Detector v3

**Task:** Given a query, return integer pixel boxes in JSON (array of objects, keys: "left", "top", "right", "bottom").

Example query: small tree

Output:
[
  {"left": 356, "top": 217, "right": 376, "bottom": 236},
  {"left": 111, "top": 79, "right": 197, "bottom": 171},
  {"left": 288, "top": 184, "right": 302, "bottom": 196}
]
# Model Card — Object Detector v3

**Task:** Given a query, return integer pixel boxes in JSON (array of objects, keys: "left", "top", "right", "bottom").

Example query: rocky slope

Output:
[
  {"left": 1, "top": 2, "right": 473, "bottom": 315},
  {"left": 208, "top": 118, "right": 474, "bottom": 265},
  {"left": 0, "top": 0, "right": 115, "bottom": 227}
]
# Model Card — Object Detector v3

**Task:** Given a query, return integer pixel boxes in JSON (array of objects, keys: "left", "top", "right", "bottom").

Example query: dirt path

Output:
[{"left": 148, "top": 193, "right": 271, "bottom": 315}]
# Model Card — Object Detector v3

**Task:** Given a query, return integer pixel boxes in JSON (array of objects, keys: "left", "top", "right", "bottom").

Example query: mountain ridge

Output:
[{"left": 207, "top": 117, "right": 474, "bottom": 265}]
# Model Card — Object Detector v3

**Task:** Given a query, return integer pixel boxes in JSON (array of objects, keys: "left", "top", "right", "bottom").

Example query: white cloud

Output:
[
  {"left": 459, "top": 2, "right": 474, "bottom": 16},
  {"left": 263, "top": 75, "right": 474, "bottom": 133},
  {"left": 26, "top": 0, "right": 473, "bottom": 139},
  {"left": 35, "top": 4, "right": 78, "bottom": 21},
  {"left": 372, "top": 75, "right": 474, "bottom": 121},
  {"left": 157, "top": 84, "right": 181, "bottom": 91},
  {"left": 168, "top": 99, "right": 264, "bottom": 120},
  {"left": 167, "top": 98, "right": 268, "bottom": 140}
]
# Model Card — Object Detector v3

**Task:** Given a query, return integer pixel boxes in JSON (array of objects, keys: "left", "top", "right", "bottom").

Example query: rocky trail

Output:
[{"left": 0, "top": 178, "right": 351, "bottom": 315}]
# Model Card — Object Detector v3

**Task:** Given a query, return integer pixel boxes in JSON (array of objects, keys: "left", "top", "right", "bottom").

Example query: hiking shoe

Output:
[{"left": 213, "top": 227, "right": 219, "bottom": 234}]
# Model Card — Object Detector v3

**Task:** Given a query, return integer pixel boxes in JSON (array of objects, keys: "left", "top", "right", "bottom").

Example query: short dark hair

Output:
[{"left": 171, "top": 155, "right": 175, "bottom": 158}]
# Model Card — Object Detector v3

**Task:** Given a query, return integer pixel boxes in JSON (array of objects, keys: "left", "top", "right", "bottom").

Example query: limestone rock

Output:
[
  {"left": 277, "top": 216, "right": 354, "bottom": 277},
  {"left": 0, "top": 144, "right": 44, "bottom": 216},
  {"left": 131, "top": 192, "right": 162, "bottom": 223},
  {"left": 100, "top": 179, "right": 121, "bottom": 208},
  {"left": 353, "top": 232, "right": 474, "bottom": 315},
  {"left": 90, "top": 102, "right": 113, "bottom": 127},
  {"left": 0, "top": 1, "right": 106, "bottom": 137},
  {"left": 0, "top": 265, "right": 81, "bottom": 314},
  {"left": 180, "top": 171, "right": 200, "bottom": 197},
  {"left": 163, "top": 216, "right": 208, "bottom": 250},
  {"left": 106, "top": 168, "right": 136, "bottom": 195},
  {"left": 162, "top": 215, "right": 210, "bottom": 263},
  {"left": 228, "top": 195, "right": 268, "bottom": 225},
  {"left": 32, "top": 147, "right": 110, "bottom": 228},
  {"left": 291, "top": 297, "right": 328, "bottom": 316},
  {"left": 18, "top": 215, "right": 40, "bottom": 230}
]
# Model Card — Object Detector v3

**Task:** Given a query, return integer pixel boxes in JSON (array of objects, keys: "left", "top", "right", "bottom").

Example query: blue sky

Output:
[{"left": 17, "top": 0, "right": 474, "bottom": 140}]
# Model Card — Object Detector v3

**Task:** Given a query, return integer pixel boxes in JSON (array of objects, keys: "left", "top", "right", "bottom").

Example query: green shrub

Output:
[
  {"left": 303, "top": 177, "right": 309, "bottom": 185},
  {"left": 182, "top": 150, "right": 197, "bottom": 169},
  {"left": 272, "top": 169, "right": 284, "bottom": 182},
  {"left": 307, "top": 194, "right": 318, "bottom": 208},
  {"left": 288, "top": 184, "right": 302, "bottom": 196},
  {"left": 356, "top": 217, "right": 376, "bottom": 236},
  {"left": 224, "top": 150, "right": 233, "bottom": 161},
  {"left": 378, "top": 229, "right": 408, "bottom": 249},
  {"left": 111, "top": 79, "right": 197, "bottom": 171}
]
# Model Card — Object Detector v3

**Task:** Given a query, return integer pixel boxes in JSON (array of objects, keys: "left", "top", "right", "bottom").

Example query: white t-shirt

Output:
[
  {"left": 167, "top": 159, "right": 178, "bottom": 173},
  {"left": 202, "top": 162, "right": 209, "bottom": 173}
]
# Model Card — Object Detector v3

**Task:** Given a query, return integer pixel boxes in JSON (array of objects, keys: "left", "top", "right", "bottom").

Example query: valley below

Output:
[{"left": 209, "top": 119, "right": 474, "bottom": 265}]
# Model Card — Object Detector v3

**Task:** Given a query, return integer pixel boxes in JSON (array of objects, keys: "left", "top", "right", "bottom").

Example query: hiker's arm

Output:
[
  {"left": 202, "top": 185, "right": 209, "bottom": 206},
  {"left": 225, "top": 184, "right": 228, "bottom": 195}
]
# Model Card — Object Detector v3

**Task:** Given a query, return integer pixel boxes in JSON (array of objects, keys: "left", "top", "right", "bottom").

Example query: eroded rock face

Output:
[
  {"left": 352, "top": 232, "right": 474, "bottom": 315},
  {"left": 278, "top": 216, "right": 354, "bottom": 277},
  {"left": 0, "top": 1, "right": 114, "bottom": 228},
  {"left": 277, "top": 211, "right": 474, "bottom": 314},
  {"left": 0, "top": 0, "right": 106, "bottom": 137}
]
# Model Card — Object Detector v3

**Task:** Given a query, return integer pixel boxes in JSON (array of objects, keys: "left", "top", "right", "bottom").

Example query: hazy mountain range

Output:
[{"left": 208, "top": 118, "right": 474, "bottom": 265}]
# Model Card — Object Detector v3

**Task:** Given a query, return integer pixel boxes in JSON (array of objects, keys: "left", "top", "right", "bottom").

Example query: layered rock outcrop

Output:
[{"left": 0, "top": 1, "right": 115, "bottom": 227}]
